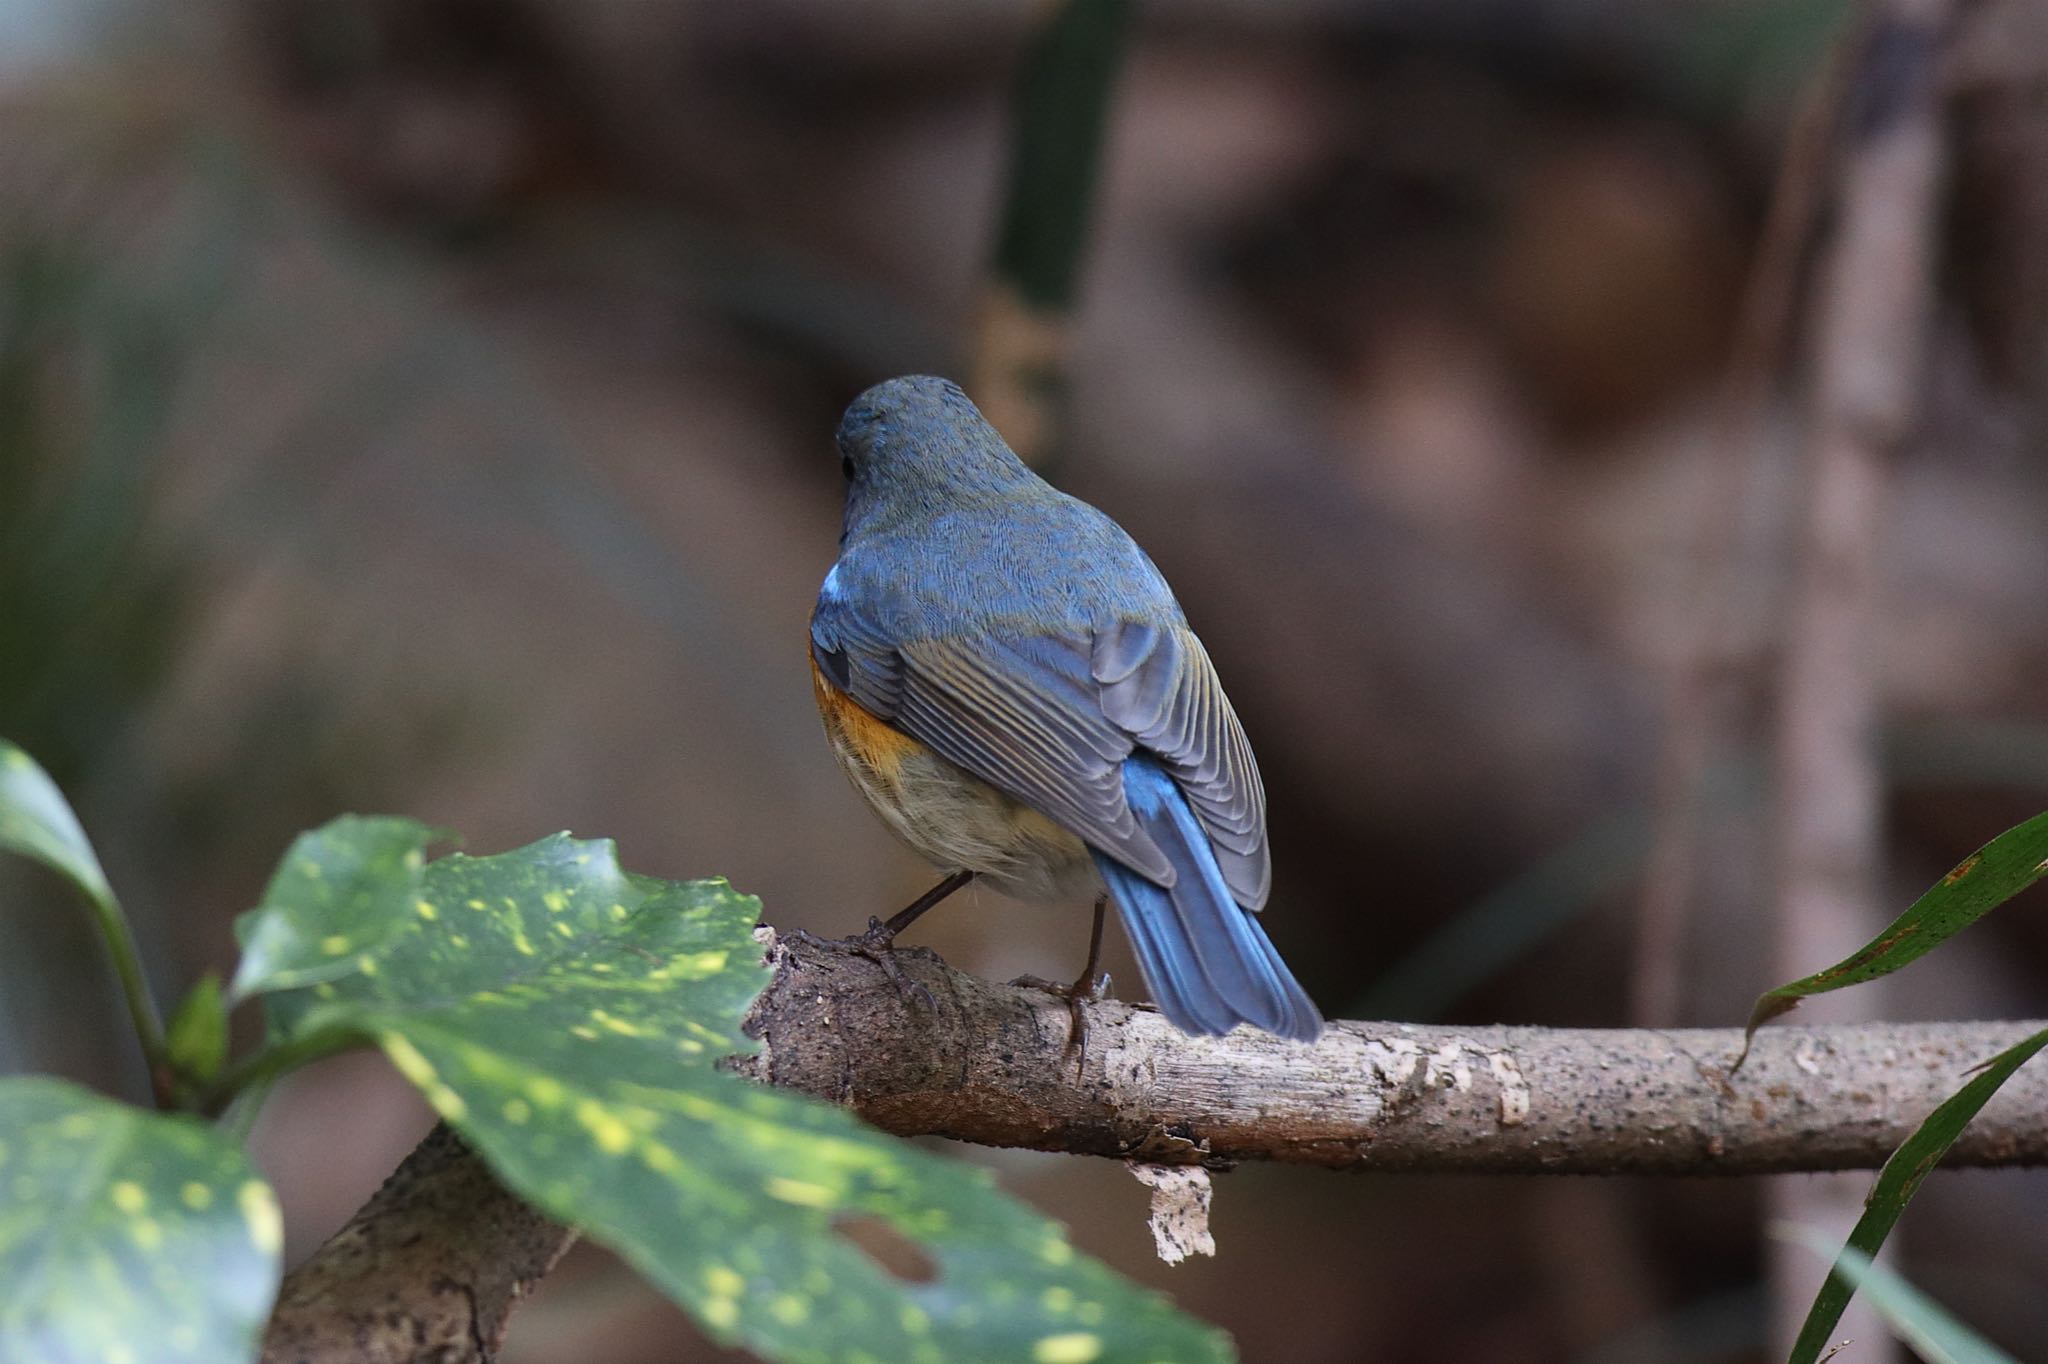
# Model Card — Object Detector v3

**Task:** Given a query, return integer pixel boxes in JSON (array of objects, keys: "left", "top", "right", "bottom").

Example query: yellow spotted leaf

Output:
[
  {"left": 0, "top": 1077, "right": 280, "bottom": 1364},
  {"left": 229, "top": 815, "right": 450, "bottom": 999},
  {"left": 235, "top": 821, "right": 1232, "bottom": 1364}
]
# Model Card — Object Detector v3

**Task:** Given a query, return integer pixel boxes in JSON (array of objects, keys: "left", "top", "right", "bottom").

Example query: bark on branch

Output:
[
  {"left": 260, "top": 928, "right": 2048, "bottom": 1361},
  {"left": 740, "top": 931, "right": 2048, "bottom": 1175}
]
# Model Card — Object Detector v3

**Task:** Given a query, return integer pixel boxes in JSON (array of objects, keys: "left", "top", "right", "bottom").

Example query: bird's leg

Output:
[
  {"left": 879, "top": 868, "right": 977, "bottom": 938},
  {"left": 1010, "top": 894, "right": 1112, "bottom": 1057},
  {"left": 831, "top": 869, "right": 976, "bottom": 1010}
]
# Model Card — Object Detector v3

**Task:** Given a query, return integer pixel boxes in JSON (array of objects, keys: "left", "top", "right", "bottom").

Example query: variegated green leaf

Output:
[
  {"left": 229, "top": 815, "right": 448, "bottom": 1001},
  {"left": 0, "top": 1076, "right": 281, "bottom": 1364},
  {"left": 237, "top": 821, "right": 1232, "bottom": 1364}
]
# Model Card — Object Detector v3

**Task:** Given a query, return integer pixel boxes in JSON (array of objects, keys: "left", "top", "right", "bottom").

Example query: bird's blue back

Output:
[
  {"left": 825, "top": 374, "right": 1184, "bottom": 643},
  {"left": 813, "top": 375, "right": 1322, "bottom": 1042}
]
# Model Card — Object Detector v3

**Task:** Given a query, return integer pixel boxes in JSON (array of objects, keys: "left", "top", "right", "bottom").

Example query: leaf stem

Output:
[
  {"left": 77, "top": 885, "right": 175, "bottom": 1108},
  {"left": 200, "top": 1026, "right": 366, "bottom": 1118}
]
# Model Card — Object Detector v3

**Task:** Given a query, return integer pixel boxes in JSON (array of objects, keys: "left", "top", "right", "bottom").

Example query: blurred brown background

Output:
[{"left": 6, "top": 1, "right": 2048, "bottom": 1360}]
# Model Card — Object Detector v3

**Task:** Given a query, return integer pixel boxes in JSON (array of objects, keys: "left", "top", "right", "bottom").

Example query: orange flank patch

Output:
[
  {"left": 807, "top": 653, "right": 1091, "bottom": 894},
  {"left": 810, "top": 655, "right": 925, "bottom": 786}
]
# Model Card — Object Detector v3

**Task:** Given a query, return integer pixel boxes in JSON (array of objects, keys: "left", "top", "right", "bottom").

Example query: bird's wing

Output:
[
  {"left": 812, "top": 597, "right": 1168, "bottom": 883},
  {"left": 813, "top": 601, "right": 1269, "bottom": 906},
  {"left": 1092, "top": 620, "right": 1270, "bottom": 909}
]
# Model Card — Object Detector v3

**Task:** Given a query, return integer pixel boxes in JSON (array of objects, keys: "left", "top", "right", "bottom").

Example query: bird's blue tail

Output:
[{"left": 1093, "top": 758, "right": 1322, "bottom": 1041}]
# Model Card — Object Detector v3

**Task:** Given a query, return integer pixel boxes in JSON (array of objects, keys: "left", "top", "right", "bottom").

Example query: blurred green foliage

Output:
[{"left": 0, "top": 222, "right": 195, "bottom": 787}]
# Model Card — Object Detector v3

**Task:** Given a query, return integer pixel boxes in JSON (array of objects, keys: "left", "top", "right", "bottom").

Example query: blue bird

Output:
[{"left": 809, "top": 376, "right": 1322, "bottom": 1042}]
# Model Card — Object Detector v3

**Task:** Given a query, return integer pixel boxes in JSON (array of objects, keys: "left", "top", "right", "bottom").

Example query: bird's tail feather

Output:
[{"left": 1094, "top": 758, "right": 1322, "bottom": 1041}]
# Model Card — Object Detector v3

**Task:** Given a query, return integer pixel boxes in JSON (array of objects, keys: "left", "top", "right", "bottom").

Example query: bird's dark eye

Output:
[{"left": 840, "top": 454, "right": 856, "bottom": 480}]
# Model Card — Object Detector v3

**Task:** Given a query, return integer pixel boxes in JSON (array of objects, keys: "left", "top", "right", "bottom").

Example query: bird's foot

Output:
[
  {"left": 1009, "top": 968, "right": 1112, "bottom": 1059},
  {"left": 809, "top": 916, "right": 936, "bottom": 1012},
  {"left": 787, "top": 870, "right": 970, "bottom": 1011}
]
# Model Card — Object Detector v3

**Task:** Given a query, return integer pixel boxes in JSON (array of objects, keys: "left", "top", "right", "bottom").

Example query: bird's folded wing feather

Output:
[
  {"left": 1092, "top": 620, "right": 1270, "bottom": 909},
  {"left": 811, "top": 604, "right": 1269, "bottom": 906}
]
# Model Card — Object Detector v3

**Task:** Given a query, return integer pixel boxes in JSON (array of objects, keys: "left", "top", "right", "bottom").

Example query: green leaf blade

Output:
[
  {"left": 1, "top": 741, "right": 170, "bottom": 1086},
  {"left": 1785, "top": 1027, "right": 2048, "bottom": 1364},
  {"left": 0, "top": 739, "right": 116, "bottom": 916},
  {"left": 1780, "top": 1227, "right": 2017, "bottom": 1364},
  {"left": 249, "top": 825, "right": 1230, "bottom": 1362},
  {"left": 0, "top": 1076, "right": 281, "bottom": 1364},
  {"left": 1749, "top": 812, "right": 2048, "bottom": 1033}
]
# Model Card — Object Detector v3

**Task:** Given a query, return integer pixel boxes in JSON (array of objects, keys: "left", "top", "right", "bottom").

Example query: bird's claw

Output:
[
  {"left": 1009, "top": 969, "right": 1112, "bottom": 1059},
  {"left": 845, "top": 916, "right": 937, "bottom": 1011}
]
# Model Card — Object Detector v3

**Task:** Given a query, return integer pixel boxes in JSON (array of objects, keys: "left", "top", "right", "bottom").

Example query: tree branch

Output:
[
  {"left": 740, "top": 930, "right": 2048, "bottom": 1175},
  {"left": 260, "top": 1124, "right": 575, "bottom": 1364},
  {"left": 261, "top": 929, "right": 2048, "bottom": 1361}
]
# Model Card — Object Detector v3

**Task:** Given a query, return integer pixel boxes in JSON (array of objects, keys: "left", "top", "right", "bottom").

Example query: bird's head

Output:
[{"left": 834, "top": 376, "right": 1037, "bottom": 533}]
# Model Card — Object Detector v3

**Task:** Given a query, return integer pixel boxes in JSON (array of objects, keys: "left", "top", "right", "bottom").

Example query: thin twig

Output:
[
  {"left": 1631, "top": 21, "right": 1862, "bottom": 1028},
  {"left": 1766, "top": 0, "right": 1957, "bottom": 1354}
]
